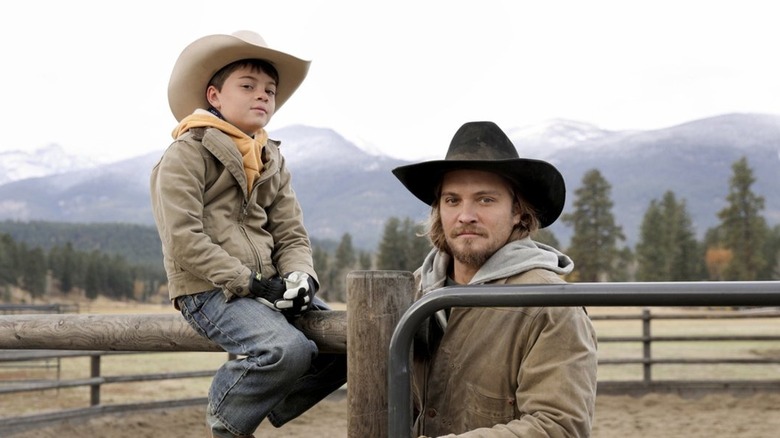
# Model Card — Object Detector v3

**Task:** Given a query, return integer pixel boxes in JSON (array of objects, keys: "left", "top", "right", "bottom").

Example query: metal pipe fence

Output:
[{"left": 387, "top": 281, "right": 780, "bottom": 438}]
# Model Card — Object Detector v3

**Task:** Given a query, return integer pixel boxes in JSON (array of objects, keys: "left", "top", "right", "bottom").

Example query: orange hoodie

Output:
[{"left": 172, "top": 111, "right": 269, "bottom": 192}]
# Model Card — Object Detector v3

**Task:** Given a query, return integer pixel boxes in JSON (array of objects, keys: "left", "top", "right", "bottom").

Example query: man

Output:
[{"left": 392, "top": 121, "right": 598, "bottom": 437}]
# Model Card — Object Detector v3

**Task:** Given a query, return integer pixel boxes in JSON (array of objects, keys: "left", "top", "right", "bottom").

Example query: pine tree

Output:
[
  {"left": 377, "top": 217, "right": 405, "bottom": 270},
  {"left": 661, "top": 193, "right": 703, "bottom": 281},
  {"left": 358, "top": 251, "right": 373, "bottom": 270},
  {"left": 335, "top": 233, "right": 356, "bottom": 271},
  {"left": 766, "top": 225, "right": 780, "bottom": 280},
  {"left": 376, "top": 217, "right": 431, "bottom": 272},
  {"left": 0, "top": 233, "right": 17, "bottom": 285},
  {"left": 105, "top": 255, "right": 134, "bottom": 299},
  {"left": 330, "top": 233, "right": 356, "bottom": 301},
  {"left": 20, "top": 245, "right": 47, "bottom": 300},
  {"left": 311, "top": 245, "right": 332, "bottom": 301},
  {"left": 611, "top": 246, "right": 635, "bottom": 282},
  {"left": 717, "top": 156, "right": 768, "bottom": 280},
  {"left": 561, "top": 169, "right": 625, "bottom": 281},
  {"left": 636, "top": 191, "right": 703, "bottom": 281},
  {"left": 401, "top": 218, "right": 431, "bottom": 271},
  {"left": 49, "top": 242, "right": 78, "bottom": 293},
  {"left": 636, "top": 200, "right": 666, "bottom": 281},
  {"left": 84, "top": 251, "right": 106, "bottom": 300}
]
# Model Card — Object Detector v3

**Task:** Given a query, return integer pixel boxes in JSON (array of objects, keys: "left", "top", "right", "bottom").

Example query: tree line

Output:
[
  {"left": 0, "top": 238, "right": 166, "bottom": 302},
  {"left": 1, "top": 155, "right": 777, "bottom": 303},
  {"left": 563, "top": 156, "right": 779, "bottom": 282}
]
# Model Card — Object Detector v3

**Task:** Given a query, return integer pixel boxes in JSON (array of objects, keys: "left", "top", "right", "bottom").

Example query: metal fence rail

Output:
[{"left": 387, "top": 281, "right": 780, "bottom": 438}]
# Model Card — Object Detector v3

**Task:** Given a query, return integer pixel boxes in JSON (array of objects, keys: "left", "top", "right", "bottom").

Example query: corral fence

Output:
[
  {"left": 593, "top": 307, "right": 780, "bottom": 395},
  {"left": 1, "top": 273, "right": 780, "bottom": 437},
  {"left": 0, "top": 304, "right": 79, "bottom": 382}
]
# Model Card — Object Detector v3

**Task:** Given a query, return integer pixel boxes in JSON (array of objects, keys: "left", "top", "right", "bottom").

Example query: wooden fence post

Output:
[
  {"left": 90, "top": 355, "right": 100, "bottom": 406},
  {"left": 346, "top": 270, "right": 414, "bottom": 438},
  {"left": 642, "top": 308, "right": 652, "bottom": 383}
]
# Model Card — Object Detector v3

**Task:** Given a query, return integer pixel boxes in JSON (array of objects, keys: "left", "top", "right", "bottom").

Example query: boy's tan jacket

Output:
[{"left": 150, "top": 127, "right": 316, "bottom": 305}]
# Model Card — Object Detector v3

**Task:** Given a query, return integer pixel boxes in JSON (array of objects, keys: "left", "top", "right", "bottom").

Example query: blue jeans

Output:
[{"left": 178, "top": 289, "right": 347, "bottom": 436}]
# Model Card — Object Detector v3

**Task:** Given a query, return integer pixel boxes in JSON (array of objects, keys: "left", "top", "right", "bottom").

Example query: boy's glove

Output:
[
  {"left": 248, "top": 272, "right": 288, "bottom": 311},
  {"left": 281, "top": 271, "right": 317, "bottom": 317}
]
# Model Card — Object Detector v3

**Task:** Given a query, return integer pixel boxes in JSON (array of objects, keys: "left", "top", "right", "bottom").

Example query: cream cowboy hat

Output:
[
  {"left": 392, "top": 121, "right": 566, "bottom": 228},
  {"left": 168, "top": 30, "right": 311, "bottom": 121}
]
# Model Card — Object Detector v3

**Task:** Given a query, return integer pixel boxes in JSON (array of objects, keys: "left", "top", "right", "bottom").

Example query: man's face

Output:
[
  {"left": 439, "top": 169, "right": 521, "bottom": 273},
  {"left": 206, "top": 65, "right": 277, "bottom": 135}
]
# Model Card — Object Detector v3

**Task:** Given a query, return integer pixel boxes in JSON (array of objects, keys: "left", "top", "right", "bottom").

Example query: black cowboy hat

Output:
[{"left": 391, "top": 121, "right": 566, "bottom": 228}]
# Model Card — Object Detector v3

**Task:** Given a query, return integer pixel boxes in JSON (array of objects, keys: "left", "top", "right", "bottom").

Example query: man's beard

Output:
[
  {"left": 451, "top": 245, "right": 492, "bottom": 269},
  {"left": 447, "top": 227, "right": 494, "bottom": 269}
]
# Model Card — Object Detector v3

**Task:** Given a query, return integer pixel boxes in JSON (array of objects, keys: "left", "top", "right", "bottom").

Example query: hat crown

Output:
[
  {"left": 445, "top": 121, "right": 520, "bottom": 161},
  {"left": 231, "top": 30, "right": 269, "bottom": 48}
]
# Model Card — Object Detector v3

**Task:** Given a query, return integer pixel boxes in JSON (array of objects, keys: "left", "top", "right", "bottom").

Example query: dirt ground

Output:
[{"left": 8, "top": 390, "right": 780, "bottom": 437}]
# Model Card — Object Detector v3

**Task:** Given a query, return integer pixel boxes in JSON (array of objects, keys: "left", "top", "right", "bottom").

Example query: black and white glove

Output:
[
  {"left": 280, "top": 271, "right": 317, "bottom": 317},
  {"left": 248, "top": 271, "right": 288, "bottom": 311}
]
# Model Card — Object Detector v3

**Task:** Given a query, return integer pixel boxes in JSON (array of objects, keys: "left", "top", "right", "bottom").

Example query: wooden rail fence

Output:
[
  {"left": 0, "top": 271, "right": 408, "bottom": 436},
  {"left": 593, "top": 308, "right": 780, "bottom": 395},
  {"left": 0, "top": 304, "right": 80, "bottom": 382}
]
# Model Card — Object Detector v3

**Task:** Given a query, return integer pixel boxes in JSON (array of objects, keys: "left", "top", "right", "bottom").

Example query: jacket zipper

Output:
[{"left": 238, "top": 198, "right": 262, "bottom": 270}]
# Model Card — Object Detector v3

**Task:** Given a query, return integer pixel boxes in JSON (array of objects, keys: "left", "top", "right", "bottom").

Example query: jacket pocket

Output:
[{"left": 463, "top": 382, "right": 516, "bottom": 426}]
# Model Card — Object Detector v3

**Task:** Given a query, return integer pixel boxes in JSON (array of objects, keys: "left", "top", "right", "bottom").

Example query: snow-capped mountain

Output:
[
  {"left": 0, "top": 144, "right": 98, "bottom": 186},
  {"left": 508, "top": 119, "right": 619, "bottom": 160},
  {"left": 1, "top": 113, "right": 778, "bottom": 249},
  {"left": 271, "top": 124, "right": 395, "bottom": 170}
]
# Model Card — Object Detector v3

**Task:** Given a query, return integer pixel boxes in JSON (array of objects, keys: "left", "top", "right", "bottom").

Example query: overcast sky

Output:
[{"left": 1, "top": 0, "right": 778, "bottom": 163}]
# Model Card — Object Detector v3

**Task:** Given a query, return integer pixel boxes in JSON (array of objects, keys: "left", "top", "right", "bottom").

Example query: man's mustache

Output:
[{"left": 450, "top": 227, "right": 486, "bottom": 238}]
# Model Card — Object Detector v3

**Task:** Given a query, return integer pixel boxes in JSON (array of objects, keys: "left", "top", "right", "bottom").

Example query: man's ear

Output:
[{"left": 512, "top": 202, "right": 522, "bottom": 226}]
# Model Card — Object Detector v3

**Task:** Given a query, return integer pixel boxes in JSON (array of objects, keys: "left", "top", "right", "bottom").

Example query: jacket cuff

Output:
[{"left": 226, "top": 267, "right": 253, "bottom": 297}]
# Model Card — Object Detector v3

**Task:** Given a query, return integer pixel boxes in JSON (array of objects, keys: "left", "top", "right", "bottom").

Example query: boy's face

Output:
[{"left": 206, "top": 66, "right": 276, "bottom": 135}]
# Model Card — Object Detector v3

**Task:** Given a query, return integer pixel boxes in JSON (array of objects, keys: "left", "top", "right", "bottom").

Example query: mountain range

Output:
[{"left": 0, "top": 113, "right": 778, "bottom": 250}]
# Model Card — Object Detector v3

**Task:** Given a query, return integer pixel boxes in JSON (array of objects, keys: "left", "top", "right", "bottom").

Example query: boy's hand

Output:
[
  {"left": 249, "top": 272, "right": 287, "bottom": 311},
  {"left": 280, "top": 271, "right": 316, "bottom": 317}
]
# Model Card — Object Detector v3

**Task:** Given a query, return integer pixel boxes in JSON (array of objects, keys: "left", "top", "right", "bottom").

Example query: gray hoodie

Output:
[{"left": 418, "top": 237, "right": 574, "bottom": 329}]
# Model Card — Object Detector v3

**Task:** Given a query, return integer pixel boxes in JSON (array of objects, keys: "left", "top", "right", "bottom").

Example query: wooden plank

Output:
[
  {"left": 0, "top": 350, "right": 129, "bottom": 362},
  {"left": 0, "top": 311, "right": 347, "bottom": 354},
  {"left": 0, "top": 397, "right": 207, "bottom": 432},
  {"left": 597, "top": 380, "right": 780, "bottom": 397}
]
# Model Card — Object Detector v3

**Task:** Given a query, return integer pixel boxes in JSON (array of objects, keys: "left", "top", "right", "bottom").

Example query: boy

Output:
[{"left": 151, "top": 30, "right": 346, "bottom": 438}]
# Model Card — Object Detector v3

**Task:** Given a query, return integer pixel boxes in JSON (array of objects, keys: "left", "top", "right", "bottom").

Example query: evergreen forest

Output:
[{"left": 1, "top": 156, "right": 778, "bottom": 304}]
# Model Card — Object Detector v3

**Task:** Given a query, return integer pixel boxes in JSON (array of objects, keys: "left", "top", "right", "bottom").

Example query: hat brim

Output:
[
  {"left": 168, "top": 33, "right": 311, "bottom": 121},
  {"left": 392, "top": 158, "right": 565, "bottom": 228}
]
